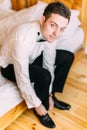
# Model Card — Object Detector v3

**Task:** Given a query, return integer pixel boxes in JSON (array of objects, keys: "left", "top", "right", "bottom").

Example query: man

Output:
[{"left": 0, "top": 2, "right": 73, "bottom": 128}]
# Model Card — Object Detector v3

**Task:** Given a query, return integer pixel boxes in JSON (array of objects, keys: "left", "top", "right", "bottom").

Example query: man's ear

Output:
[{"left": 40, "top": 16, "right": 46, "bottom": 25}]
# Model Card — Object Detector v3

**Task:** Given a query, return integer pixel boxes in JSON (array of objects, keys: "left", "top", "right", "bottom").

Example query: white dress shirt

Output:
[{"left": 0, "top": 21, "right": 57, "bottom": 108}]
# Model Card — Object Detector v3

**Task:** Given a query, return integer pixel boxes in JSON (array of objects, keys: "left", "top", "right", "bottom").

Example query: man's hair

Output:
[{"left": 43, "top": 2, "right": 71, "bottom": 22}]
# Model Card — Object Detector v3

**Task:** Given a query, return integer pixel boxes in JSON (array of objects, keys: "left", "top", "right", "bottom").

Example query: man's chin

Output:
[{"left": 48, "top": 39, "right": 55, "bottom": 43}]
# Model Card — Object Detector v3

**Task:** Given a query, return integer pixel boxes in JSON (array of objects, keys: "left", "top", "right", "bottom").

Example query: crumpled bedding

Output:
[
  {"left": 0, "top": 69, "right": 23, "bottom": 117},
  {"left": 0, "top": 9, "right": 23, "bottom": 117}
]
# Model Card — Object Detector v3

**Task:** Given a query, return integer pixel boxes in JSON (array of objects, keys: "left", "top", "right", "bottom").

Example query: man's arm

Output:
[
  {"left": 43, "top": 41, "right": 57, "bottom": 93},
  {"left": 11, "top": 31, "right": 42, "bottom": 109}
]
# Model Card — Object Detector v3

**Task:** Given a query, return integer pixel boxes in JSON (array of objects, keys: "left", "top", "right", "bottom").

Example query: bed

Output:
[{"left": 0, "top": 0, "right": 86, "bottom": 129}]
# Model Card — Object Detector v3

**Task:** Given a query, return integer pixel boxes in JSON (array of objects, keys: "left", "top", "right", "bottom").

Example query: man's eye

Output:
[
  {"left": 60, "top": 28, "right": 65, "bottom": 32},
  {"left": 51, "top": 24, "right": 55, "bottom": 28}
]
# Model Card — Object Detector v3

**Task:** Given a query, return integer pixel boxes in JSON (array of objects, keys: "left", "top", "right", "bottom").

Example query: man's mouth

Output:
[{"left": 50, "top": 35, "right": 56, "bottom": 40}]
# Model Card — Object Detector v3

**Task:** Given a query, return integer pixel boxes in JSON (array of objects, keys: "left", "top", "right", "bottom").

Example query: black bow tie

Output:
[
  {"left": 37, "top": 32, "right": 46, "bottom": 42},
  {"left": 37, "top": 39, "right": 46, "bottom": 42}
]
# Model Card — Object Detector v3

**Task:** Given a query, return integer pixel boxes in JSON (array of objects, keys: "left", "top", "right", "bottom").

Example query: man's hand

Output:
[{"left": 35, "top": 104, "right": 47, "bottom": 116}]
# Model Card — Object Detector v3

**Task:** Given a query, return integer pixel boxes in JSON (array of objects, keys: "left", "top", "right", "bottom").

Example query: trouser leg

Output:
[
  {"left": 52, "top": 50, "right": 74, "bottom": 93},
  {"left": 1, "top": 64, "right": 16, "bottom": 82},
  {"left": 1, "top": 55, "right": 51, "bottom": 110},
  {"left": 29, "top": 64, "right": 51, "bottom": 110},
  {"left": 29, "top": 54, "right": 51, "bottom": 109}
]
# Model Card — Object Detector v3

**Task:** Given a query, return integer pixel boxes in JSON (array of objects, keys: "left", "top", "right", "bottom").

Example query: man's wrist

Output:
[{"left": 49, "top": 93, "right": 53, "bottom": 97}]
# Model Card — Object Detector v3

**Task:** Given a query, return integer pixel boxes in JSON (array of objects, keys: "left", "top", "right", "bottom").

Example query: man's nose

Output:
[{"left": 53, "top": 29, "right": 62, "bottom": 37}]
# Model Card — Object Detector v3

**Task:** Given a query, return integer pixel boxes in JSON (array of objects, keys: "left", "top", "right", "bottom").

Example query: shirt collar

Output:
[{"left": 36, "top": 32, "right": 47, "bottom": 42}]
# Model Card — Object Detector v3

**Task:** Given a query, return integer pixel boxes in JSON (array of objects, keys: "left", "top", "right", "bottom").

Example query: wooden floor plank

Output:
[{"left": 0, "top": 101, "right": 27, "bottom": 130}]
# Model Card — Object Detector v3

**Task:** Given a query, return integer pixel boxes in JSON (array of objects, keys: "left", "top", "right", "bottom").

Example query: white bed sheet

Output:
[
  {"left": 0, "top": 9, "right": 15, "bottom": 20},
  {"left": 0, "top": 69, "right": 23, "bottom": 117},
  {"left": 0, "top": 9, "right": 23, "bottom": 117}
]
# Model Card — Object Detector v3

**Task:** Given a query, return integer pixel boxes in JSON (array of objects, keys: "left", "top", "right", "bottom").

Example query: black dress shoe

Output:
[
  {"left": 53, "top": 96, "right": 71, "bottom": 110},
  {"left": 34, "top": 110, "right": 56, "bottom": 128}
]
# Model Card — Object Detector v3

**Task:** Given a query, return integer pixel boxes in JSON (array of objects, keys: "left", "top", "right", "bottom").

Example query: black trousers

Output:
[{"left": 1, "top": 50, "right": 74, "bottom": 109}]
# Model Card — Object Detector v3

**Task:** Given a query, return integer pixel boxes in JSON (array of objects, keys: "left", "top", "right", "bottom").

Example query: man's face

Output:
[{"left": 40, "top": 13, "right": 69, "bottom": 43}]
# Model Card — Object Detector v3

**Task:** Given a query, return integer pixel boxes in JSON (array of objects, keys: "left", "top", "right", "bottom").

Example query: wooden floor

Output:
[{"left": 5, "top": 50, "right": 87, "bottom": 130}]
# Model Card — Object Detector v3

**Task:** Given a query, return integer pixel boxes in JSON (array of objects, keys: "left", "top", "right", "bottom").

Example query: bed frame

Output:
[{"left": 0, "top": 0, "right": 86, "bottom": 130}]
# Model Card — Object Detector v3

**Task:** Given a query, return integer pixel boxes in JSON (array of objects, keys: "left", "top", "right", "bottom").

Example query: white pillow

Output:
[
  {"left": 0, "top": 9, "right": 15, "bottom": 20},
  {"left": 56, "top": 27, "right": 84, "bottom": 52},
  {"left": 61, "top": 9, "right": 81, "bottom": 38},
  {"left": 0, "top": 0, "right": 12, "bottom": 10}
]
